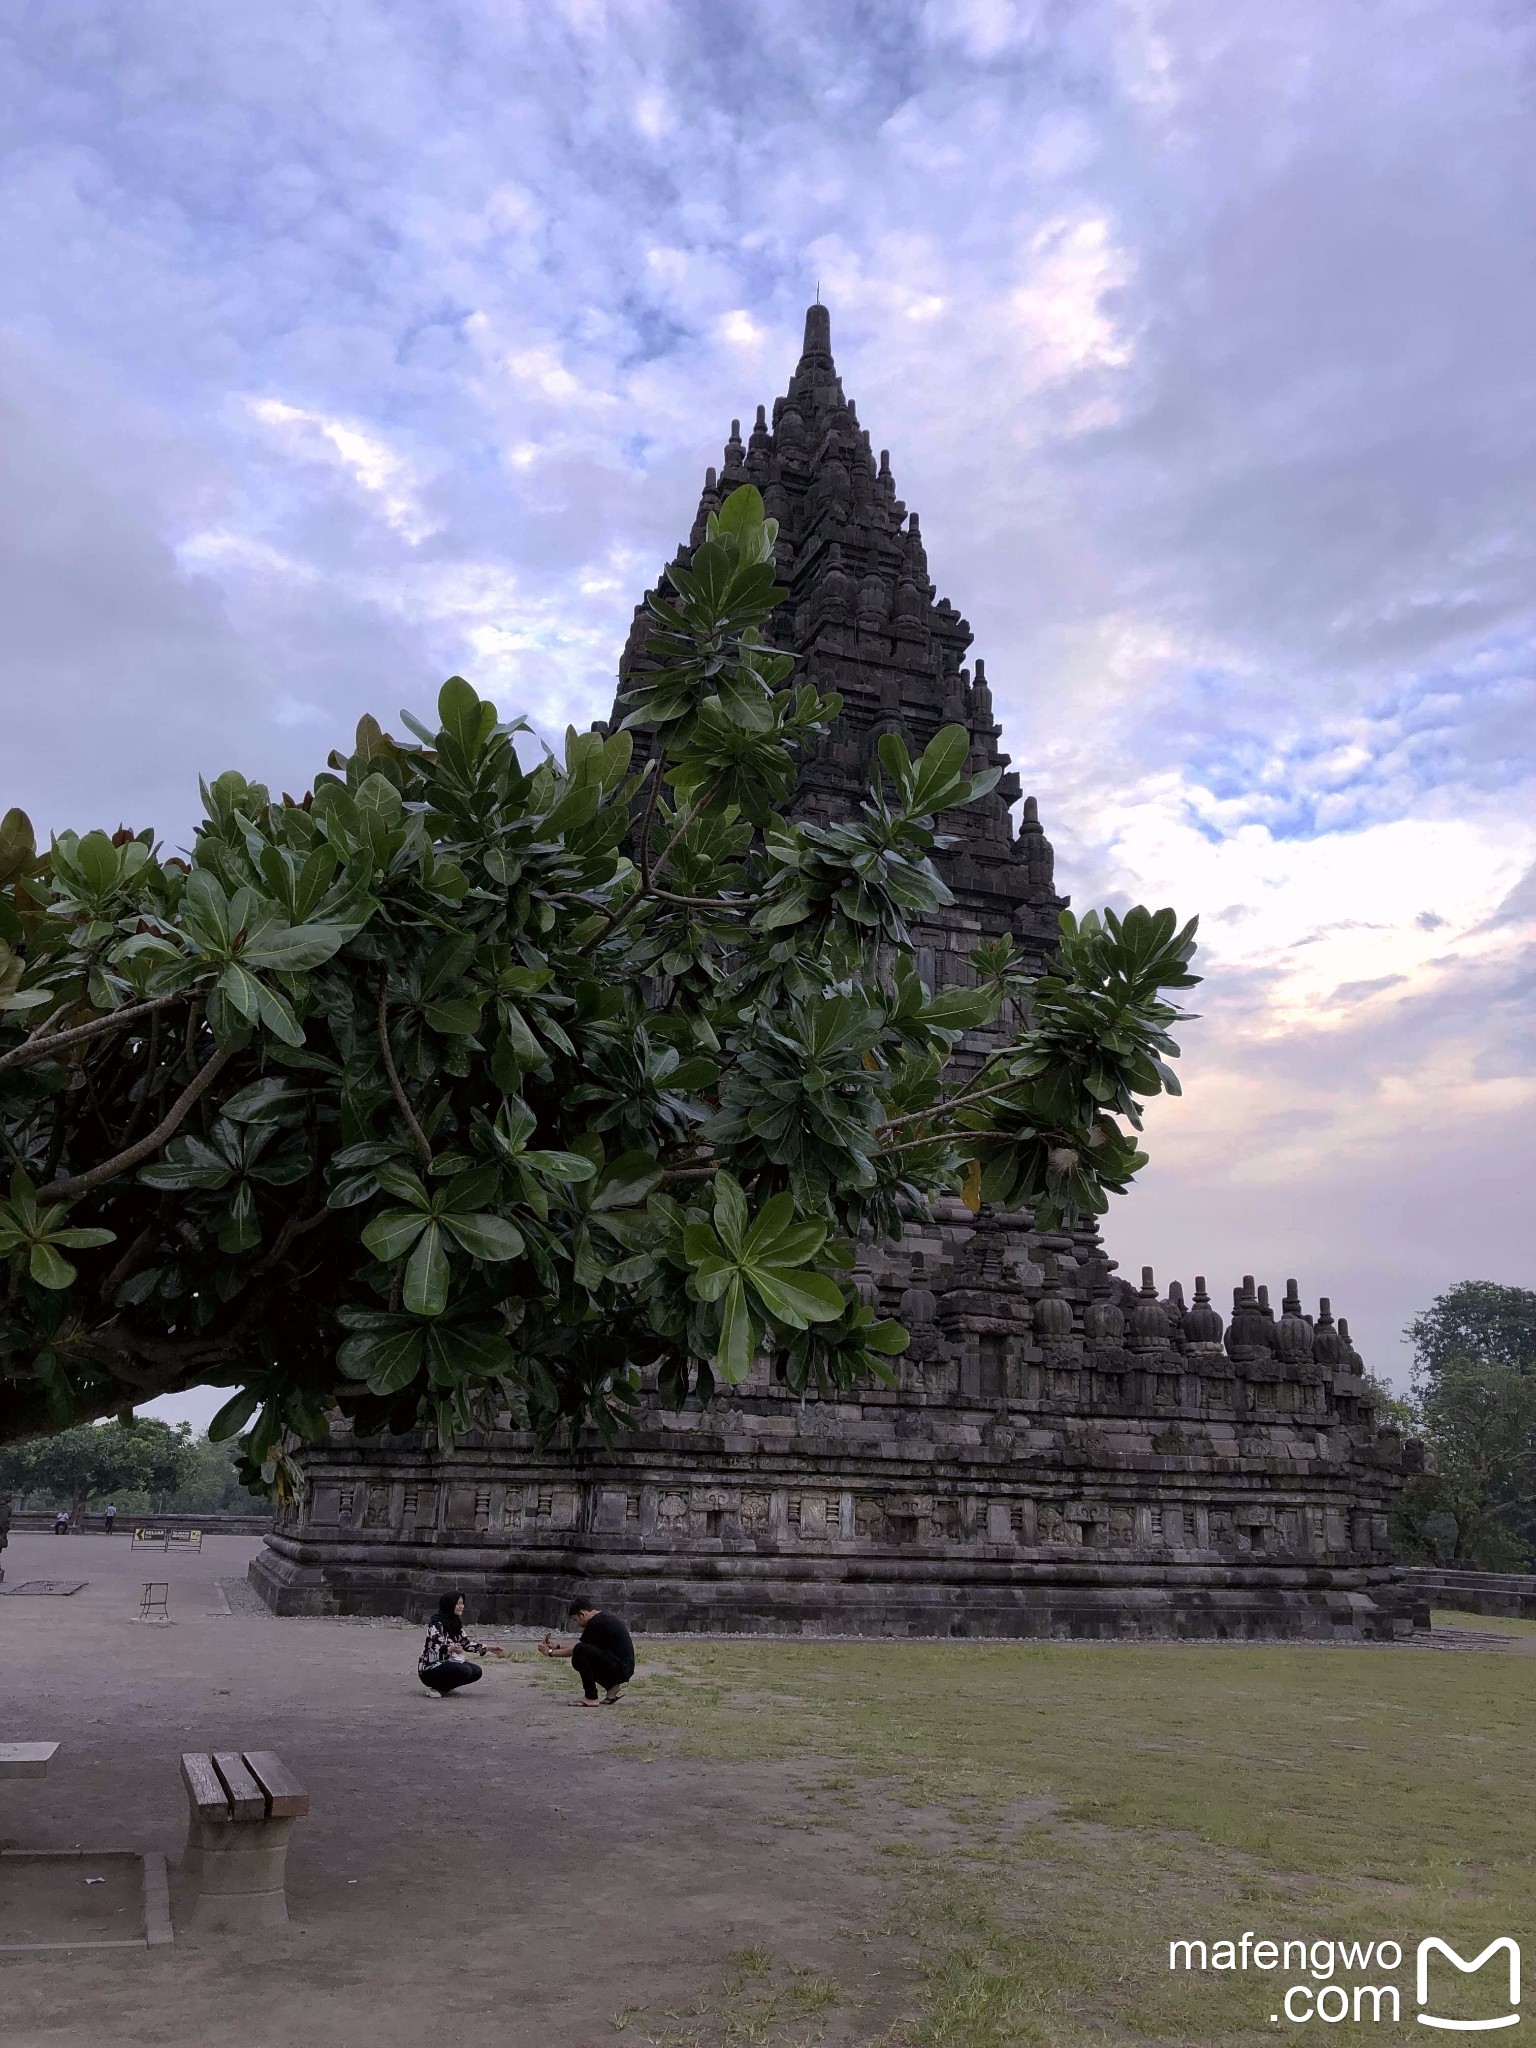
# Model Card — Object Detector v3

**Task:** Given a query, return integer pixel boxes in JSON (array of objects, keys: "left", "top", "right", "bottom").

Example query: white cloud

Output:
[
  {"left": 923, "top": 0, "right": 1047, "bottom": 62},
  {"left": 499, "top": 348, "right": 592, "bottom": 407},
  {"left": 247, "top": 399, "right": 436, "bottom": 542},
  {"left": 1010, "top": 215, "right": 1135, "bottom": 386},
  {"left": 1098, "top": 799, "right": 1534, "bottom": 1027},
  {"left": 717, "top": 309, "right": 766, "bottom": 348},
  {"left": 634, "top": 90, "right": 674, "bottom": 142},
  {"left": 1, "top": 0, "right": 1532, "bottom": 1371}
]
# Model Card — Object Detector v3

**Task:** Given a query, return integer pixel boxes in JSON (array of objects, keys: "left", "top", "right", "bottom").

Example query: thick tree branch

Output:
[
  {"left": 35, "top": 1047, "right": 234, "bottom": 1203},
  {"left": 635, "top": 757, "right": 663, "bottom": 890},
  {"left": 0, "top": 989, "right": 191, "bottom": 1074},
  {"left": 652, "top": 889, "right": 760, "bottom": 911},
  {"left": 0, "top": 1338, "right": 235, "bottom": 1448},
  {"left": 0, "top": 1276, "right": 291, "bottom": 1446},
  {"left": 258, "top": 1206, "right": 332, "bottom": 1272},
  {"left": 879, "top": 1070, "right": 1039, "bottom": 1136},
  {"left": 579, "top": 779, "right": 719, "bottom": 955},
  {"left": 100, "top": 1226, "right": 157, "bottom": 1301},
  {"left": 880, "top": 1131, "right": 972, "bottom": 1159},
  {"left": 649, "top": 787, "right": 715, "bottom": 883},
  {"left": 377, "top": 981, "right": 433, "bottom": 1169}
]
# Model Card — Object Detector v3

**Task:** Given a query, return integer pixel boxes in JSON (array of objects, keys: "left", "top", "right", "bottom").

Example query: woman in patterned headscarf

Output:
[{"left": 417, "top": 1590, "right": 504, "bottom": 1695}]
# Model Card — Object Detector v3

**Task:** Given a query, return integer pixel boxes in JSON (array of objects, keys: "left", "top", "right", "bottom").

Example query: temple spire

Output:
[{"left": 614, "top": 301, "right": 1064, "bottom": 972}]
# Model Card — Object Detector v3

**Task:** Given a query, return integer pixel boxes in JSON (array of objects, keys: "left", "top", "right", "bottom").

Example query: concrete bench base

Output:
[
  {"left": 179, "top": 1812, "right": 299, "bottom": 1932},
  {"left": 177, "top": 1751, "right": 308, "bottom": 1935}
]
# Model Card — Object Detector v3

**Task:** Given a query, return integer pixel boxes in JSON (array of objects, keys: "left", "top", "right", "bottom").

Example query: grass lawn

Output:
[{"left": 610, "top": 1641, "right": 1531, "bottom": 2046}]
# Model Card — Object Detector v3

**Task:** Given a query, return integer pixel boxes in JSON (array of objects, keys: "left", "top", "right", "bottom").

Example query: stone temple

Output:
[{"left": 253, "top": 307, "right": 1423, "bottom": 1640}]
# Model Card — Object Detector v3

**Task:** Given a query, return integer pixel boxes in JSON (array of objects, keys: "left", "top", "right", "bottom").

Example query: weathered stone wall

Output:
[
  {"left": 251, "top": 1413, "right": 1413, "bottom": 1640},
  {"left": 254, "top": 1207, "right": 1420, "bottom": 1639}
]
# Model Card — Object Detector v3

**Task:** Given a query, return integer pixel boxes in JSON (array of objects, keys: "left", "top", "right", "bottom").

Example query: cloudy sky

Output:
[{"left": 3, "top": 0, "right": 1531, "bottom": 1414}]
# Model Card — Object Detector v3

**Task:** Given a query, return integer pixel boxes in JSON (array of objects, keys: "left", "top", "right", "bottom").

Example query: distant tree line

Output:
[
  {"left": 1391, "top": 1280, "right": 1536, "bottom": 1570},
  {"left": 0, "top": 1416, "right": 267, "bottom": 1524}
]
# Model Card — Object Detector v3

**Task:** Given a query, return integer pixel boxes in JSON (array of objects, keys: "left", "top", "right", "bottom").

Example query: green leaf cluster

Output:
[
  {"left": 0, "top": 481, "right": 1200, "bottom": 1484},
  {"left": 948, "top": 907, "right": 1200, "bottom": 1227}
]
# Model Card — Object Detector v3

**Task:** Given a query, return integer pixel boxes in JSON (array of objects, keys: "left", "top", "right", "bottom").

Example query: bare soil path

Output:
[{"left": 0, "top": 1533, "right": 893, "bottom": 2047}]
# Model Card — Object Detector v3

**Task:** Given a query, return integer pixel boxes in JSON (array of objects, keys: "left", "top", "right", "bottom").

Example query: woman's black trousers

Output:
[{"left": 421, "top": 1658, "right": 482, "bottom": 1694}]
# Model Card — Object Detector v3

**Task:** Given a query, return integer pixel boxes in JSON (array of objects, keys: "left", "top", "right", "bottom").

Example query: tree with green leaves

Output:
[
  {"left": 164, "top": 1430, "right": 269, "bottom": 1515},
  {"left": 0, "top": 1416, "right": 197, "bottom": 1524},
  {"left": 1392, "top": 1280, "right": 1536, "bottom": 1568},
  {"left": 1405, "top": 1281, "right": 1536, "bottom": 1386},
  {"left": 0, "top": 486, "right": 1199, "bottom": 1491}
]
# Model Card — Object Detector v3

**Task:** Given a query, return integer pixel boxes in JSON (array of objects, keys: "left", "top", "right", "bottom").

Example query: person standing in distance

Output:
[{"left": 539, "top": 1595, "right": 635, "bottom": 1705}]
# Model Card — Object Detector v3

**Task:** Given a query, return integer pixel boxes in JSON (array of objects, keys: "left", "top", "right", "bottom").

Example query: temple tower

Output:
[
  {"left": 614, "top": 304, "right": 1065, "bottom": 985},
  {"left": 252, "top": 311, "right": 1424, "bottom": 1644}
]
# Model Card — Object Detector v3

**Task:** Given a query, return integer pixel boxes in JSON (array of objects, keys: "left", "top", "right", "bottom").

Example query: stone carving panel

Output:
[{"left": 740, "top": 1493, "right": 772, "bottom": 1535}]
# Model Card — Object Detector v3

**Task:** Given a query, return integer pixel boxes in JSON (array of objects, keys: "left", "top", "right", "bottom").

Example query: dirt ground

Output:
[
  {"left": 3, "top": 1534, "right": 1530, "bottom": 2048},
  {"left": 0, "top": 1532, "right": 900, "bottom": 2048}
]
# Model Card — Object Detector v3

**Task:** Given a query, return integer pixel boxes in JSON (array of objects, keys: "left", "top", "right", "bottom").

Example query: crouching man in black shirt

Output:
[{"left": 539, "top": 1594, "right": 635, "bottom": 1706}]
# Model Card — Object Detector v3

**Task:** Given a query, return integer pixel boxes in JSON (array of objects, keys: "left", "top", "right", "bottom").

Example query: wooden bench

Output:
[{"left": 178, "top": 1750, "right": 309, "bottom": 1933}]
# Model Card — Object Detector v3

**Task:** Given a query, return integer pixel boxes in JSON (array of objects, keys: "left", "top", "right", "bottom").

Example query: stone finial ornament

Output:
[
  {"left": 1312, "top": 1297, "right": 1344, "bottom": 1367},
  {"left": 1183, "top": 1275, "right": 1224, "bottom": 1351},
  {"left": 1130, "top": 1266, "right": 1171, "bottom": 1350},
  {"left": 1275, "top": 1282, "right": 1315, "bottom": 1365}
]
